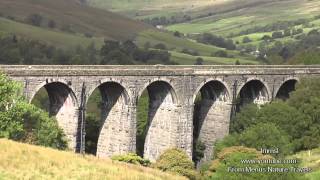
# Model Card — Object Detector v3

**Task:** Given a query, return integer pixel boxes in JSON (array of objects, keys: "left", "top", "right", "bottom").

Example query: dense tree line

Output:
[
  {"left": 196, "top": 33, "right": 236, "bottom": 50},
  {"left": 239, "top": 28, "right": 320, "bottom": 64},
  {"left": 0, "top": 35, "right": 176, "bottom": 65},
  {"left": 235, "top": 18, "right": 310, "bottom": 37},
  {"left": 142, "top": 15, "right": 191, "bottom": 26}
]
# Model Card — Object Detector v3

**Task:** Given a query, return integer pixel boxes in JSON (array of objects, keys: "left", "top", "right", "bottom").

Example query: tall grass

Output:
[{"left": 0, "top": 139, "right": 186, "bottom": 180}]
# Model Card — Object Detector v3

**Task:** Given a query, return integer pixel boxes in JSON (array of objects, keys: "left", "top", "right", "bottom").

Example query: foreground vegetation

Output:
[
  {"left": 0, "top": 139, "right": 185, "bottom": 180},
  {"left": 202, "top": 78, "right": 320, "bottom": 179}
]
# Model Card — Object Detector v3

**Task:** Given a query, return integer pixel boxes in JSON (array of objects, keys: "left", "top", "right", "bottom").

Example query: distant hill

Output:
[
  {"left": 0, "top": 0, "right": 258, "bottom": 65},
  {"left": 0, "top": 0, "right": 152, "bottom": 41},
  {"left": 166, "top": 0, "right": 320, "bottom": 36}
]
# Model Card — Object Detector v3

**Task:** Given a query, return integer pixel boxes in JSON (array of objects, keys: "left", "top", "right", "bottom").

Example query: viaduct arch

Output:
[{"left": 2, "top": 65, "right": 320, "bottom": 162}]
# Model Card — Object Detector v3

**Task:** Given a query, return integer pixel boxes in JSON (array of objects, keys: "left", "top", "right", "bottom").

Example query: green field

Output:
[
  {"left": 137, "top": 30, "right": 254, "bottom": 58},
  {"left": 166, "top": 0, "right": 320, "bottom": 36}
]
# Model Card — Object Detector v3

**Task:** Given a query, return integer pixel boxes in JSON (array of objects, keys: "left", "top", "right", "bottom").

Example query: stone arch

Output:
[
  {"left": 87, "top": 81, "right": 132, "bottom": 158},
  {"left": 87, "top": 79, "right": 131, "bottom": 103},
  {"left": 29, "top": 79, "right": 78, "bottom": 104},
  {"left": 137, "top": 78, "right": 179, "bottom": 105},
  {"left": 192, "top": 80, "right": 232, "bottom": 163},
  {"left": 137, "top": 80, "right": 179, "bottom": 162},
  {"left": 275, "top": 78, "right": 299, "bottom": 100},
  {"left": 192, "top": 78, "right": 231, "bottom": 103},
  {"left": 30, "top": 80, "right": 79, "bottom": 150},
  {"left": 237, "top": 78, "right": 270, "bottom": 108}
]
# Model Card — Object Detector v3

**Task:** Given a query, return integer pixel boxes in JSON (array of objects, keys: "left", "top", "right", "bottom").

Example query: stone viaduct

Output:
[{"left": 1, "top": 65, "right": 320, "bottom": 162}]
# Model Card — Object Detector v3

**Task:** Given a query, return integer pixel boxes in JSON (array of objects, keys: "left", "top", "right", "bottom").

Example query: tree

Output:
[
  {"left": 284, "top": 29, "right": 291, "bottom": 37},
  {"left": 272, "top": 31, "right": 283, "bottom": 39},
  {"left": 213, "top": 50, "right": 228, "bottom": 57},
  {"left": 288, "top": 78, "right": 320, "bottom": 150},
  {"left": 242, "top": 36, "right": 252, "bottom": 43},
  {"left": 239, "top": 123, "right": 293, "bottom": 157},
  {"left": 0, "top": 73, "right": 67, "bottom": 149},
  {"left": 194, "top": 57, "right": 204, "bottom": 65},
  {"left": 26, "top": 14, "right": 43, "bottom": 26},
  {"left": 261, "top": 35, "right": 272, "bottom": 41},
  {"left": 174, "top": 31, "right": 181, "bottom": 37},
  {"left": 153, "top": 43, "right": 167, "bottom": 50},
  {"left": 48, "top": 20, "right": 56, "bottom": 29}
]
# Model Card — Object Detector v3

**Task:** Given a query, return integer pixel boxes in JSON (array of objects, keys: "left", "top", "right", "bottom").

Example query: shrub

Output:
[
  {"left": 153, "top": 43, "right": 167, "bottom": 50},
  {"left": 48, "top": 20, "right": 56, "bottom": 29},
  {"left": 153, "top": 148, "right": 198, "bottom": 179},
  {"left": 212, "top": 50, "right": 228, "bottom": 57},
  {"left": 242, "top": 36, "right": 252, "bottom": 43},
  {"left": 194, "top": 57, "right": 203, "bottom": 65},
  {"left": 25, "top": 14, "right": 43, "bottom": 26},
  {"left": 181, "top": 48, "right": 199, "bottom": 56},
  {"left": 193, "top": 140, "right": 206, "bottom": 163},
  {"left": 111, "top": 153, "right": 151, "bottom": 166}
]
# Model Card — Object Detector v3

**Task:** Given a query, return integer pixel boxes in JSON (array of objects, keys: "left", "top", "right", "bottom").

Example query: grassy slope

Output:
[
  {"left": 87, "top": 0, "right": 234, "bottom": 17},
  {"left": 291, "top": 148, "right": 320, "bottom": 180},
  {"left": 0, "top": 17, "right": 104, "bottom": 49},
  {"left": 0, "top": 0, "right": 151, "bottom": 41},
  {"left": 0, "top": 139, "right": 185, "bottom": 180}
]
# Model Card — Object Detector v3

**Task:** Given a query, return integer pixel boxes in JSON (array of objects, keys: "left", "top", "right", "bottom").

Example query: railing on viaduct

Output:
[{"left": 1, "top": 65, "right": 320, "bottom": 162}]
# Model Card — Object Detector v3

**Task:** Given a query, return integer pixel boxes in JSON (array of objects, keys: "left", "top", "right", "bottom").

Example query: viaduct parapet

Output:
[{"left": 1, "top": 65, "right": 320, "bottom": 162}]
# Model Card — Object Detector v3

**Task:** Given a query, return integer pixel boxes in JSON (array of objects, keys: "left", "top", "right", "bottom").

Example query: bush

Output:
[
  {"left": 193, "top": 140, "right": 206, "bottom": 163},
  {"left": 111, "top": 153, "right": 151, "bottom": 166},
  {"left": 242, "top": 36, "right": 252, "bottom": 43},
  {"left": 153, "top": 43, "right": 167, "bottom": 50},
  {"left": 26, "top": 14, "right": 43, "bottom": 26},
  {"left": 212, "top": 50, "right": 228, "bottom": 57},
  {"left": 194, "top": 57, "right": 203, "bottom": 65},
  {"left": 153, "top": 148, "right": 198, "bottom": 179},
  {"left": 181, "top": 48, "right": 199, "bottom": 56}
]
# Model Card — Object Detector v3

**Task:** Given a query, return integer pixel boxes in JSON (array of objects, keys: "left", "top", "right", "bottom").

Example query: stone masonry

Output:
[{"left": 1, "top": 65, "right": 320, "bottom": 162}]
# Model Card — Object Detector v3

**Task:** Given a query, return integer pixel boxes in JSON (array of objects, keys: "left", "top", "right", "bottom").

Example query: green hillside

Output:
[
  {"left": 166, "top": 0, "right": 320, "bottom": 34},
  {"left": 166, "top": 0, "right": 320, "bottom": 37},
  {"left": 87, "top": 0, "right": 232, "bottom": 17},
  {"left": 0, "top": 0, "right": 151, "bottom": 41},
  {"left": 0, "top": 139, "right": 185, "bottom": 180},
  {"left": 0, "top": 17, "right": 104, "bottom": 49}
]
